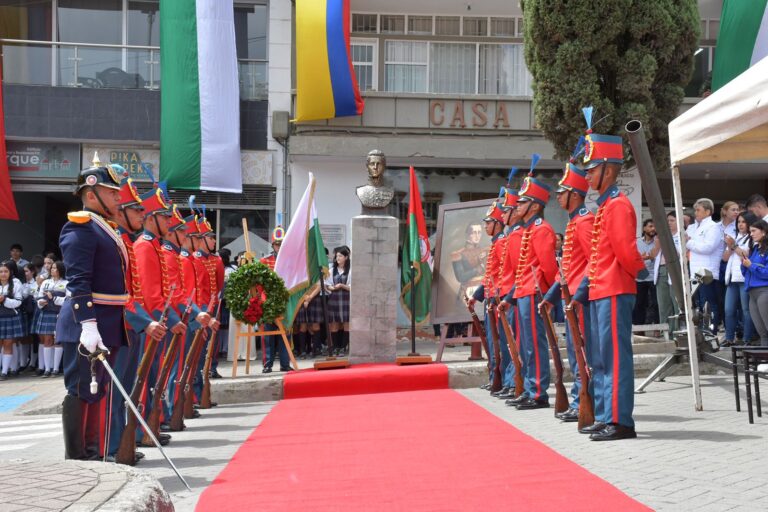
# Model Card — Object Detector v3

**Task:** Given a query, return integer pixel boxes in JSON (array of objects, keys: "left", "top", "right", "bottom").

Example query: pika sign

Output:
[{"left": 430, "top": 100, "right": 516, "bottom": 129}]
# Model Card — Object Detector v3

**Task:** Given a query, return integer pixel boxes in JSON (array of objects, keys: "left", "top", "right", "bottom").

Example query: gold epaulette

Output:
[{"left": 68, "top": 211, "right": 92, "bottom": 224}]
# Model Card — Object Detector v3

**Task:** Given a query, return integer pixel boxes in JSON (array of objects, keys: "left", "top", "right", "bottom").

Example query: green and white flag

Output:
[
  {"left": 274, "top": 173, "right": 328, "bottom": 328},
  {"left": 711, "top": 0, "right": 768, "bottom": 91},
  {"left": 160, "top": 0, "right": 242, "bottom": 192}
]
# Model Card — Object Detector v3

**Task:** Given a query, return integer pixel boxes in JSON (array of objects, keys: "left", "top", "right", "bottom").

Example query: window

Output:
[
  {"left": 235, "top": 3, "right": 268, "bottom": 100},
  {"left": 408, "top": 16, "right": 432, "bottom": 35},
  {"left": 479, "top": 44, "right": 532, "bottom": 96},
  {"left": 463, "top": 17, "right": 488, "bottom": 36},
  {"left": 430, "top": 43, "right": 476, "bottom": 94},
  {"left": 57, "top": 0, "right": 122, "bottom": 44},
  {"left": 385, "top": 40, "right": 428, "bottom": 93},
  {"left": 352, "top": 13, "right": 377, "bottom": 33},
  {"left": 380, "top": 14, "right": 405, "bottom": 34},
  {"left": 435, "top": 16, "right": 460, "bottom": 36},
  {"left": 685, "top": 46, "right": 715, "bottom": 97},
  {"left": 0, "top": 0, "right": 53, "bottom": 40},
  {"left": 351, "top": 40, "right": 377, "bottom": 91},
  {"left": 490, "top": 17, "right": 515, "bottom": 37},
  {"left": 127, "top": 1, "right": 159, "bottom": 46}
]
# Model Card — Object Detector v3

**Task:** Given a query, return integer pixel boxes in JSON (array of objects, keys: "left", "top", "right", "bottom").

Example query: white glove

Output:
[
  {"left": 80, "top": 321, "right": 107, "bottom": 354},
  {"left": 37, "top": 299, "right": 47, "bottom": 309}
]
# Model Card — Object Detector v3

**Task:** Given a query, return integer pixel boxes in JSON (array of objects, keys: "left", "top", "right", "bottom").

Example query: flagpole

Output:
[{"left": 409, "top": 263, "right": 417, "bottom": 356}]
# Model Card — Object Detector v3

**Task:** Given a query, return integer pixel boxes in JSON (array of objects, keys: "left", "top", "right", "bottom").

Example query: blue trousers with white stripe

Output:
[
  {"left": 589, "top": 294, "right": 635, "bottom": 427},
  {"left": 517, "top": 295, "right": 550, "bottom": 401}
]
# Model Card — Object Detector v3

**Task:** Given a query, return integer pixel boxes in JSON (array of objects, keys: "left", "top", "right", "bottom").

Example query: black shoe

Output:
[
  {"left": 0, "top": 373, "right": 7, "bottom": 381},
  {"left": 9, "top": 370, "right": 18, "bottom": 377},
  {"left": 159, "top": 423, "right": 172, "bottom": 432},
  {"left": 191, "top": 410, "right": 201, "bottom": 419},
  {"left": 480, "top": 383, "right": 491, "bottom": 390},
  {"left": 590, "top": 423, "right": 637, "bottom": 441},
  {"left": 579, "top": 422, "right": 607, "bottom": 434},
  {"left": 262, "top": 366, "right": 272, "bottom": 374},
  {"left": 43, "top": 370, "right": 52, "bottom": 378},
  {"left": 36, "top": 369, "right": 45, "bottom": 377},
  {"left": 491, "top": 386, "right": 510, "bottom": 398},
  {"left": 559, "top": 408, "right": 579, "bottom": 422},
  {"left": 497, "top": 388, "right": 516, "bottom": 399},
  {"left": 134, "top": 451, "right": 146, "bottom": 463},
  {"left": 210, "top": 370, "right": 222, "bottom": 379},
  {"left": 52, "top": 369, "right": 62, "bottom": 377},
  {"left": 516, "top": 398, "right": 550, "bottom": 410},
  {"left": 505, "top": 394, "right": 529, "bottom": 406},
  {"left": 279, "top": 367, "right": 294, "bottom": 372}
]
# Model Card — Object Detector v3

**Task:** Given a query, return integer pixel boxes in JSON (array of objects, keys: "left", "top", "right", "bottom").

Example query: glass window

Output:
[
  {"left": 463, "top": 17, "right": 488, "bottom": 37},
  {"left": 408, "top": 15, "right": 432, "bottom": 35},
  {"left": 385, "top": 40, "right": 427, "bottom": 93},
  {"left": 685, "top": 46, "right": 714, "bottom": 97},
  {"left": 490, "top": 17, "right": 515, "bottom": 37},
  {"left": 380, "top": 15, "right": 405, "bottom": 34},
  {"left": 0, "top": 0, "right": 53, "bottom": 40},
  {"left": 435, "top": 16, "right": 460, "bottom": 36},
  {"left": 127, "top": 0, "right": 159, "bottom": 46},
  {"left": 234, "top": 4, "right": 268, "bottom": 60},
  {"left": 430, "top": 43, "right": 476, "bottom": 94},
  {"left": 352, "top": 13, "right": 377, "bottom": 33},
  {"left": 57, "top": 0, "right": 121, "bottom": 44},
  {"left": 479, "top": 44, "right": 532, "bottom": 96},
  {"left": 351, "top": 41, "right": 376, "bottom": 91}
]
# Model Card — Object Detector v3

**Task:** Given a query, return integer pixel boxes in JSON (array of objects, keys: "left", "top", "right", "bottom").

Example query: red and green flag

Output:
[{"left": 400, "top": 166, "right": 433, "bottom": 324}]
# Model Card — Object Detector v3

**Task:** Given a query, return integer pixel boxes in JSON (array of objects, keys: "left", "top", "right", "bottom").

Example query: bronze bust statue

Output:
[{"left": 356, "top": 149, "right": 394, "bottom": 213}]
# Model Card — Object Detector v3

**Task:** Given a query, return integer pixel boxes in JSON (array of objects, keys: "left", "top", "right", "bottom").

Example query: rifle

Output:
[
  {"left": 115, "top": 285, "right": 175, "bottom": 465},
  {"left": 486, "top": 301, "right": 503, "bottom": 393},
  {"left": 559, "top": 266, "right": 595, "bottom": 430},
  {"left": 170, "top": 294, "right": 216, "bottom": 430},
  {"left": 142, "top": 297, "right": 193, "bottom": 444},
  {"left": 200, "top": 293, "right": 224, "bottom": 409},
  {"left": 531, "top": 266, "right": 569, "bottom": 415},
  {"left": 497, "top": 305, "right": 525, "bottom": 398},
  {"left": 464, "top": 295, "right": 491, "bottom": 362}
]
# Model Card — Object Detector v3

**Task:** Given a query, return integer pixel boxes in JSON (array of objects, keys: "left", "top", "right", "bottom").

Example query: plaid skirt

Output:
[
  {"left": 328, "top": 289, "right": 350, "bottom": 323},
  {"left": 20, "top": 310, "right": 31, "bottom": 336},
  {"left": 0, "top": 314, "right": 24, "bottom": 339},
  {"left": 33, "top": 310, "right": 59, "bottom": 335},
  {"left": 294, "top": 302, "right": 310, "bottom": 325},
  {"left": 307, "top": 295, "right": 327, "bottom": 324}
]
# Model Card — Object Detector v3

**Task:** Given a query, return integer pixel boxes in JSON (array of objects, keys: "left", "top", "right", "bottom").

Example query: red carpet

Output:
[
  {"left": 197, "top": 381, "right": 650, "bottom": 511},
  {"left": 283, "top": 363, "right": 449, "bottom": 398}
]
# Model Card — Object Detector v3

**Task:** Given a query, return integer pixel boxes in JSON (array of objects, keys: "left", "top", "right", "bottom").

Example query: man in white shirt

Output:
[
  {"left": 686, "top": 198, "right": 723, "bottom": 333},
  {"left": 746, "top": 194, "right": 768, "bottom": 223}
]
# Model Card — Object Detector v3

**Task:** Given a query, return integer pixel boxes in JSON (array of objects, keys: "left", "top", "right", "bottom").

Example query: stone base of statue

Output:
[{"left": 349, "top": 215, "right": 399, "bottom": 364}]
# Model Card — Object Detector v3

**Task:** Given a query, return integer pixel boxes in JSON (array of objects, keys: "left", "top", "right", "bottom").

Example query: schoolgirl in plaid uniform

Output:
[
  {"left": 328, "top": 246, "right": 351, "bottom": 355},
  {"left": 20, "top": 263, "right": 39, "bottom": 371},
  {"left": 34, "top": 261, "right": 69, "bottom": 376},
  {"left": 0, "top": 261, "right": 24, "bottom": 379}
]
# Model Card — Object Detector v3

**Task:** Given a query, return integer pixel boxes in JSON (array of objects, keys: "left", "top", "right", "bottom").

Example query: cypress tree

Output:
[{"left": 522, "top": 0, "right": 700, "bottom": 171}]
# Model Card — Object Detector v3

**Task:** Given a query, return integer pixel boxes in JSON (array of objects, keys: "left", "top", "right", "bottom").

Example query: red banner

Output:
[{"left": 0, "top": 67, "right": 19, "bottom": 221}]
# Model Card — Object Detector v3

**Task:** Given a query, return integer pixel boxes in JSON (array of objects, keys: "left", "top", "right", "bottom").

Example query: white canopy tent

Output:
[{"left": 666, "top": 56, "right": 768, "bottom": 410}]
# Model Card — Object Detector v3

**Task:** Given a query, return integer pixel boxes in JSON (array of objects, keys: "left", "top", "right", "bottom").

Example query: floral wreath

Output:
[{"left": 224, "top": 262, "right": 289, "bottom": 325}]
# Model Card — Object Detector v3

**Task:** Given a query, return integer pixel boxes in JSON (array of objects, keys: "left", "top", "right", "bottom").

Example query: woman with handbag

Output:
[
  {"left": 33, "top": 260, "right": 69, "bottom": 377},
  {"left": 0, "top": 261, "right": 24, "bottom": 380}
]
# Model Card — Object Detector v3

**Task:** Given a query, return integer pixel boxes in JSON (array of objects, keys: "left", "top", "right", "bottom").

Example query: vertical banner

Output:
[
  {"left": 160, "top": 0, "right": 242, "bottom": 192},
  {"left": 0, "top": 68, "right": 20, "bottom": 221}
]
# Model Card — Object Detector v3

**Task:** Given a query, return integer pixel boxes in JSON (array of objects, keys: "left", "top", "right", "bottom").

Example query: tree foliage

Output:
[{"left": 522, "top": 0, "right": 700, "bottom": 171}]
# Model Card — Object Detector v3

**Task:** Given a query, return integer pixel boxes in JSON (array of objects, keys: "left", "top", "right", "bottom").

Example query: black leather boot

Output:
[
  {"left": 84, "top": 401, "right": 102, "bottom": 460},
  {"left": 62, "top": 395, "right": 86, "bottom": 460}
]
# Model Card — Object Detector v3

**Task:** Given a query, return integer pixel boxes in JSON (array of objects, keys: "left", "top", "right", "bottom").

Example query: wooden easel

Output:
[
  {"left": 230, "top": 218, "right": 298, "bottom": 377},
  {"left": 435, "top": 322, "right": 485, "bottom": 363}
]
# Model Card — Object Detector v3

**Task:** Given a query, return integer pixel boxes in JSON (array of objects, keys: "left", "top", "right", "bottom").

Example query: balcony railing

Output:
[{"left": 0, "top": 39, "right": 267, "bottom": 100}]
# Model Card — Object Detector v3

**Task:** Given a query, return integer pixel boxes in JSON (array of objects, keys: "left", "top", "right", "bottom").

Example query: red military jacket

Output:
[
  {"left": 259, "top": 253, "right": 276, "bottom": 271},
  {"left": 179, "top": 248, "right": 199, "bottom": 308},
  {"left": 513, "top": 215, "right": 557, "bottom": 299},
  {"left": 120, "top": 229, "right": 153, "bottom": 334},
  {"left": 161, "top": 240, "right": 188, "bottom": 316},
  {"left": 561, "top": 206, "right": 594, "bottom": 298},
  {"left": 587, "top": 185, "right": 645, "bottom": 300},
  {"left": 470, "top": 232, "right": 503, "bottom": 301},
  {"left": 498, "top": 223, "right": 523, "bottom": 297},
  {"left": 193, "top": 250, "right": 213, "bottom": 311},
  {"left": 134, "top": 230, "right": 180, "bottom": 324}
]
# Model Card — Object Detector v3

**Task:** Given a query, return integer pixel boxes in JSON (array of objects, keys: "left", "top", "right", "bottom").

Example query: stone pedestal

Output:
[{"left": 349, "top": 215, "right": 399, "bottom": 364}]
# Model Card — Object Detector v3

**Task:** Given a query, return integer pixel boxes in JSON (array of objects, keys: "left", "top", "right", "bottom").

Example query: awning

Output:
[{"left": 669, "top": 56, "right": 768, "bottom": 166}]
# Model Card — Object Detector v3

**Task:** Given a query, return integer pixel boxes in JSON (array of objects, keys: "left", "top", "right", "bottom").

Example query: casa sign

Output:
[{"left": 429, "top": 100, "right": 521, "bottom": 129}]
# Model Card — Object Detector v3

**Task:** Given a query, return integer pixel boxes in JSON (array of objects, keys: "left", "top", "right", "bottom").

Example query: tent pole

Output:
[{"left": 671, "top": 164, "right": 703, "bottom": 411}]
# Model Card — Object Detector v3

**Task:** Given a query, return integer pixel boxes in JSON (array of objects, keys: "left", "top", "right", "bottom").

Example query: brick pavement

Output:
[{"left": 461, "top": 375, "right": 768, "bottom": 512}]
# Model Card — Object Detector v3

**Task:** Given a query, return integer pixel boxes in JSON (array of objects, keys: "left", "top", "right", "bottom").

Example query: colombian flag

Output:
[{"left": 295, "top": 0, "right": 364, "bottom": 122}]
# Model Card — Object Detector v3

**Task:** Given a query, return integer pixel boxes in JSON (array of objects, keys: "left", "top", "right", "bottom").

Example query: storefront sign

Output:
[
  {"left": 82, "top": 146, "right": 160, "bottom": 182},
  {"left": 429, "top": 100, "right": 521, "bottom": 129},
  {"left": 7, "top": 142, "right": 80, "bottom": 178}
]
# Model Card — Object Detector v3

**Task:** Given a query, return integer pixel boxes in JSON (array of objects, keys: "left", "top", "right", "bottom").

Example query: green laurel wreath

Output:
[{"left": 224, "top": 262, "right": 289, "bottom": 325}]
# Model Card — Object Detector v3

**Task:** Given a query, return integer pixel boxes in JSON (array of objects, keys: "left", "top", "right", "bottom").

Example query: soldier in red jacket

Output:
[
  {"left": 508, "top": 155, "right": 558, "bottom": 410},
  {"left": 574, "top": 107, "right": 645, "bottom": 441},
  {"left": 541, "top": 147, "right": 595, "bottom": 423}
]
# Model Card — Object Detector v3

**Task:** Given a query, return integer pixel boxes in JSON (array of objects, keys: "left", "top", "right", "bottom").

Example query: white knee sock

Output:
[
  {"left": 11, "top": 344, "right": 19, "bottom": 371},
  {"left": 44, "top": 346, "right": 54, "bottom": 371},
  {"left": 20, "top": 344, "right": 30, "bottom": 367},
  {"left": 53, "top": 346, "right": 63, "bottom": 372},
  {"left": 1, "top": 354, "right": 11, "bottom": 375},
  {"left": 37, "top": 345, "right": 45, "bottom": 369}
]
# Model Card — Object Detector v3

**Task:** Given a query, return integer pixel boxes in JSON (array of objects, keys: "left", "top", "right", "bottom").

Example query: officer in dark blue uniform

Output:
[{"left": 57, "top": 163, "right": 129, "bottom": 460}]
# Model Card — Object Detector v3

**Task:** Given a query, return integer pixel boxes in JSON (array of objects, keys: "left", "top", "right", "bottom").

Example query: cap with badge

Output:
[
  {"left": 189, "top": 195, "right": 214, "bottom": 237},
  {"left": 482, "top": 200, "right": 506, "bottom": 224},
  {"left": 556, "top": 137, "right": 590, "bottom": 196},
  {"left": 581, "top": 106, "right": 623, "bottom": 170},
  {"left": 115, "top": 166, "right": 144, "bottom": 211},
  {"left": 500, "top": 167, "right": 520, "bottom": 210},
  {"left": 75, "top": 152, "right": 121, "bottom": 194},
  {"left": 518, "top": 154, "right": 551, "bottom": 206},
  {"left": 271, "top": 213, "right": 285, "bottom": 244}
]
